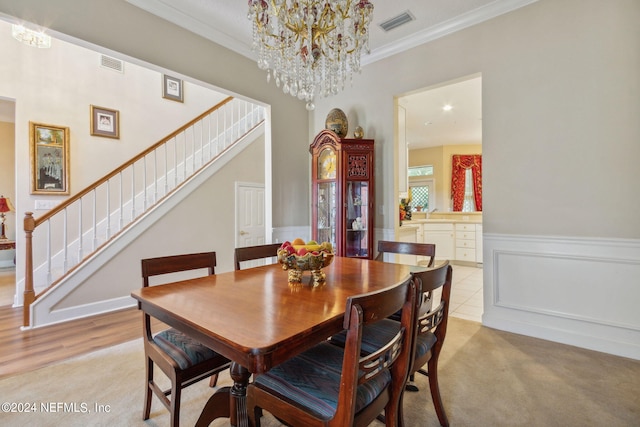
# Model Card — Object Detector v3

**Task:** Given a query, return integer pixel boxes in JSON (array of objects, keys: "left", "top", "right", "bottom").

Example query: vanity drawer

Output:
[
  {"left": 456, "top": 247, "right": 476, "bottom": 262},
  {"left": 456, "top": 231, "right": 475, "bottom": 240},
  {"left": 423, "top": 223, "right": 454, "bottom": 232},
  {"left": 455, "top": 223, "right": 475, "bottom": 232},
  {"left": 456, "top": 238, "right": 475, "bottom": 249}
]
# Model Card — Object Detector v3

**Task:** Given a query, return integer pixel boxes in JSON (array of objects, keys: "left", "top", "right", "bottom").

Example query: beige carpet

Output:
[{"left": 1, "top": 317, "right": 638, "bottom": 426}]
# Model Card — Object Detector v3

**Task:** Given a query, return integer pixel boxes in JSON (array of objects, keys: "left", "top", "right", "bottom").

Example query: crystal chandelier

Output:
[
  {"left": 248, "top": 0, "right": 374, "bottom": 110},
  {"left": 11, "top": 24, "right": 51, "bottom": 49}
]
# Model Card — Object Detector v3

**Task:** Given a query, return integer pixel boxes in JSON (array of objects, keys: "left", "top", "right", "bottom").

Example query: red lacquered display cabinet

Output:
[{"left": 310, "top": 129, "right": 374, "bottom": 259}]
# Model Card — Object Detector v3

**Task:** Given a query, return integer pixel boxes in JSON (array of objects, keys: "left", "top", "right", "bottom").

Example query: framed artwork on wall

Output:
[
  {"left": 162, "top": 74, "right": 184, "bottom": 102},
  {"left": 90, "top": 105, "right": 120, "bottom": 139},
  {"left": 29, "top": 121, "right": 70, "bottom": 195}
]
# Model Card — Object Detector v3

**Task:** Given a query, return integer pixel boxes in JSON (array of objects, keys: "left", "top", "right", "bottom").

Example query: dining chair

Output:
[
  {"left": 375, "top": 240, "right": 436, "bottom": 267},
  {"left": 246, "top": 274, "right": 420, "bottom": 427},
  {"left": 330, "top": 261, "right": 453, "bottom": 427},
  {"left": 234, "top": 243, "right": 282, "bottom": 270},
  {"left": 141, "top": 252, "right": 231, "bottom": 427}
]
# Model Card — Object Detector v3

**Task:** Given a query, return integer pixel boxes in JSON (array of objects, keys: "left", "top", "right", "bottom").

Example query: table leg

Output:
[
  {"left": 195, "top": 362, "right": 251, "bottom": 427},
  {"left": 229, "top": 362, "right": 252, "bottom": 427}
]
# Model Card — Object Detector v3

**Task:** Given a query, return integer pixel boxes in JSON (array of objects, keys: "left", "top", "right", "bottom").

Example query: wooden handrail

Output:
[
  {"left": 21, "top": 95, "right": 258, "bottom": 327},
  {"left": 32, "top": 96, "right": 233, "bottom": 228}
]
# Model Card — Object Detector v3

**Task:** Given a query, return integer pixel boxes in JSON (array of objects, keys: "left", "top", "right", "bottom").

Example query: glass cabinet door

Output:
[
  {"left": 311, "top": 132, "right": 374, "bottom": 259},
  {"left": 316, "top": 182, "right": 336, "bottom": 248},
  {"left": 344, "top": 181, "right": 369, "bottom": 258}
]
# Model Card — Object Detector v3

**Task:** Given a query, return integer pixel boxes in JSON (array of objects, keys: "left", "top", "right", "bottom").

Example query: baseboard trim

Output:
[{"left": 29, "top": 296, "right": 137, "bottom": 329}]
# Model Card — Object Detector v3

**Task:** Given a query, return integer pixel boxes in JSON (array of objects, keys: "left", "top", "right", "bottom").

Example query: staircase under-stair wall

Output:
[{"left": 19, "top": 98, "right": 267, "bottom": 328}]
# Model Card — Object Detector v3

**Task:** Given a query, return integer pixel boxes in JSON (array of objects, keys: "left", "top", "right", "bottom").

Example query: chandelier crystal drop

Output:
[{"left": 248, "top": 0, "right": 374, "bottom": 110}]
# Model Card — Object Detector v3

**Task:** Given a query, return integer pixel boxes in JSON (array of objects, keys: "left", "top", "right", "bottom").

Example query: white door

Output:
[{"left": 236, "top": 182, "right": 266, "bottom": 248}]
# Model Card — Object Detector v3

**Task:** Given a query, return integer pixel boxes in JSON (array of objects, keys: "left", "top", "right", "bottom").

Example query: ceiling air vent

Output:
[
  {"left": 100, "top": 55, "right": 124, "bottom": 73},
  {"left": 379, "top": 10, "right": 415, "bottom": 32}
]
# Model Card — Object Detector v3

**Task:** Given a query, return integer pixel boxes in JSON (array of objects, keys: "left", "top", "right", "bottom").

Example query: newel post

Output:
[{"left": 23, "top": 212, "right": 35, "bottom": 327}]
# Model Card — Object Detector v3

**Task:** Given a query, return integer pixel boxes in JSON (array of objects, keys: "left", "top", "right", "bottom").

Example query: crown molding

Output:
[
  {"left": 128, "top": 0, "right": 539, "bottom": 66},
  {"left": 363, "top": 0, "right": 539, "bottom": 65},
  {"left": 126, "top": 0, "right": 254, "bottom": 59}
]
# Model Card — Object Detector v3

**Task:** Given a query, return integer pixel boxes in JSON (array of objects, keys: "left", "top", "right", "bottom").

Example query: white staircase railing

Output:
[{"left": 22, "top": 96, "right": 265, "bottom": 326}]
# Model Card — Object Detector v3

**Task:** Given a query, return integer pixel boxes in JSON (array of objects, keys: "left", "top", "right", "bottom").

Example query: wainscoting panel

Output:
[
  {"left": 483, "top": 233, "right": 640, "bottom": 360},
  {"left": 272, "top": 226, "right": 311, "bottom": 245}
]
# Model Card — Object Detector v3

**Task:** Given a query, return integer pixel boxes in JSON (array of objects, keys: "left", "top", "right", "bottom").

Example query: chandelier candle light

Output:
[{"left": 248, "top": 0, "right": 374, "bottom": 110}]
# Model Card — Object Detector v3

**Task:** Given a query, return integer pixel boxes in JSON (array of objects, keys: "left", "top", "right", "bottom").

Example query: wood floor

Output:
[
  {"left": 0, "top": 268, "right": 15, "bottom": 305},
  {"left": 0, "top": 304, "right": 152, "bottom": 380},
  {"left": 0, "top": 271, "right": 160, "bottom": 379}
]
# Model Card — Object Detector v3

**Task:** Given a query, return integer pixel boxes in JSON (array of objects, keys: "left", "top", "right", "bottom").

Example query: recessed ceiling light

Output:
[{"left": 443, "top": 104, "right": 453, "bottom": 111}]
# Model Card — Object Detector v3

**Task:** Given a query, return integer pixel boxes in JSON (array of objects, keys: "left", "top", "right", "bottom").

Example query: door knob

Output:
[{"left": 239, "top": 230, "right": 248, "bottom": 235}]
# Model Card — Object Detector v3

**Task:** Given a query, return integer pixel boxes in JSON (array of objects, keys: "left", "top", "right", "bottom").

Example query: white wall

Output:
[
  {"left": 310, "top": 0, "right": 640, "bottom": 359},
  {"left": 28, "top": 132, "right": 267, "bottom": 325},
  {"left": 56, "top": 135, "right": 265, "bottom": 309},
  {"left": 0, "top": 19, "right": 228, "bottom": 188},
  {"left": 312, "top": 0, "right": 640, "bottom": 238},
  {"left": 0, "top": 18, "right": 228, "bottom": 274},
  {"left": 0, "top": 0, "right": 309, "bottom": 226},
  {"left": 0, "top": 0, "right": 307, "bottom": 323}
]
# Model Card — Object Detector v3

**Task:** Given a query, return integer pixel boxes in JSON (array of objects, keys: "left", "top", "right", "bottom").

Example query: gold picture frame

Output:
[
  {"left": 90, "top": 105, "right": 120, "bottom": 139},
  {"left": 29, "top": 121, "right": 70, "bottom": 195}
]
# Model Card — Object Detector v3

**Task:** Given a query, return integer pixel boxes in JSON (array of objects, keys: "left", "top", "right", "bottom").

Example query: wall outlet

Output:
[
  {"left": 378, "top": 205, "right": 384, "bottom": 215},
  {"left": 34, "top": 200, "right": 59, "bottom": 210}
]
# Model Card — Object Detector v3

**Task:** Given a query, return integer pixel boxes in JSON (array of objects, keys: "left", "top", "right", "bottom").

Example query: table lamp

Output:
[{"left": 0, "top": 195, "right": 15, "bottom": 240}]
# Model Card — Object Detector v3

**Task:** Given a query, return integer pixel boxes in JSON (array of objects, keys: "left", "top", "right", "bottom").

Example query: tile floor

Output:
[{"left": 448, "top": 264, "right": 483, "bottom": 323}]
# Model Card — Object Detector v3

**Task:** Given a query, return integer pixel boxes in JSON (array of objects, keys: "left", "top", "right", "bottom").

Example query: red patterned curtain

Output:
[{"left": 451, "top": 155, "right": 482, "bottom": 211}]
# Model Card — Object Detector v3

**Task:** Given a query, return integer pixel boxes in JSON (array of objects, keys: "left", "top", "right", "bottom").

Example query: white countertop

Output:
[
  {"left": 403, "top": 218, "right": 482, "bottom": 225},
  {"left": 398, "top": 223, "right": 420, "bottom": 229}
]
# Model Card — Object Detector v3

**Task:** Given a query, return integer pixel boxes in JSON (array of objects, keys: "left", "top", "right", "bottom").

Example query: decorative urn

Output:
[{"left": 325, "top": 108, "right": 348, "bottom": 138}]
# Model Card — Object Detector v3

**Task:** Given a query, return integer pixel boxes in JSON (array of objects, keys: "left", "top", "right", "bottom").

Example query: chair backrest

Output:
[
  {"left": 141, "top": 252, "right": 217, "bottom": 287},
  {"left": 375, "top": 240, "right": 436, "bottom": 267},
  {"left": 335, "top": 274, "right": 419, "bottom": 425},
  {"left": 234, "top": 243, "right": 282, "bottom": 271},
  {"left": 410, "top": 261, "right": 453, "bottom": 365}
]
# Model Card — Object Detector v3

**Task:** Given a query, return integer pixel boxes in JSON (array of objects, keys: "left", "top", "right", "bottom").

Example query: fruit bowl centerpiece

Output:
[{"left": 277, "top": 238, "right": 334, "bottom": 286}]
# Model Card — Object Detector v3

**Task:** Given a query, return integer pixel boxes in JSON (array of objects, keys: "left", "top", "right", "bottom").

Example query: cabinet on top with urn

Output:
[{"left": 310, "top": 129, "right": 374, "bottom": 259}]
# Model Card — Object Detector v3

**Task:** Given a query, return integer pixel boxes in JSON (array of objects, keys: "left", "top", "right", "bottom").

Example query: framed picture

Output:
[
  {"left": 90, "top": 105, "right": 120, "bottom": 139},
  {"left": 162, "top": 74, "right": 184, "bottom": 102},
  {"left": 29, "top": 122, "right": 70, "bottom": 195}
]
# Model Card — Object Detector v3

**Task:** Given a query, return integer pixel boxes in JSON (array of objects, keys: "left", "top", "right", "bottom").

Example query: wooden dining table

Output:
[{"left": 131, "top": 256, "right": 419, "bottom": 427}]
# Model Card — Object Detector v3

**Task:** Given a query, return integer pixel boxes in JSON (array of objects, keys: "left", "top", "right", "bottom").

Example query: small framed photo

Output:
[
  {"left": 90, "top": 105, "right": 120, "bottom": 139},
  {"left": 29, "top": 121, "right": 70, "bottom": 195},
  {"left": 162, "top": 74, "right": 184, "bottom": 102}
]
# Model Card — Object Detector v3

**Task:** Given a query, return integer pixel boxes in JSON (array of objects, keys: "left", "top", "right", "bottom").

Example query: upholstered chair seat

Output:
[
  {"left": 253, "top": 342, "right": 392, "bottom": 420},
  {"left": 331, "top": 318, "right": 437, "bottom": 364},
  {"left": 247, "top": 275, "right": 419, "bottom": 427},
  {"left": 330, "top": 261, "right": 453, "bottom": 427},
  {"left": 153, "top": 328, "right": 220, "bottom": 370},
  {"left": 141, "top": 251, "right": 231, "bottom": 427}
]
